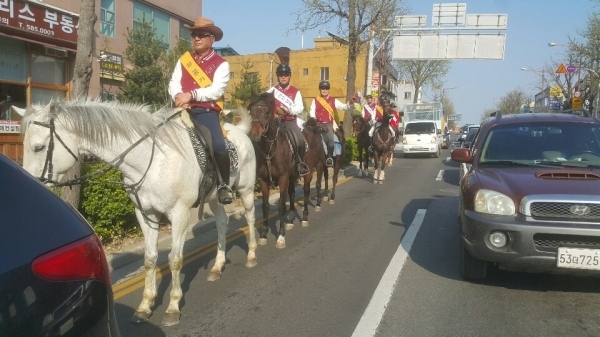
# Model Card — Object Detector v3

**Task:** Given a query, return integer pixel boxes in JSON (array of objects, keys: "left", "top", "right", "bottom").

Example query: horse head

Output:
[
  {"left": 352, "top": 115, "right": 367, "bottom": 137},
  {"left": 22, "top": 101, "right": 80, "bottom": 184},
  {"left": 248, "top": 92, "right": 276, "bottom": 142}
]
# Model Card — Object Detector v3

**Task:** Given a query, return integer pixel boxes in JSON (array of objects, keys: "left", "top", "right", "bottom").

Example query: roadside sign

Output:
[
  {"left": 574, "top": 91, "right": 581, "bottom": 98},
  {"left": 550, "top": 98, "right": 561, "bottom": 110},
  {"left": 371, "top": 80, "right": 379, "bottom": 88},
  {"left": 556, "top": 63, "right": 568, "bottom": 74},
  {"left": 572, "top": 97, "right": 582, "bottom": 109},
  {"left": 567, "top": 64, "right": 577, "bottom": 73},
  {"left": 447, "top": 114, "right": 461, "bottom": 121}
]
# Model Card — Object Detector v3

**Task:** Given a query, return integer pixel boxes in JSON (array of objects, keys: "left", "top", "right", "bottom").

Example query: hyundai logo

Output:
[{"left": 570, "top": 205, "right": 591, "bottom": 216}]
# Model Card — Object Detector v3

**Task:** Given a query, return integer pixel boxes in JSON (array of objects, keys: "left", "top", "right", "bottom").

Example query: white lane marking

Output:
[
  {"left": 446, "top": 156, "right": 451, "bottom": 162},
  {"left": 436, "top": 170, "right": 444, "bottom": 181},
  {"left": 351, "top": 209, "right": 427, "bottom": 337}
]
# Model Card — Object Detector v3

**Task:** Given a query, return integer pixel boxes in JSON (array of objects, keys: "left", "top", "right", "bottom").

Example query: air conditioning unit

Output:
[{"left": 44, "top": 47, "right": 67, "bottom": 58}]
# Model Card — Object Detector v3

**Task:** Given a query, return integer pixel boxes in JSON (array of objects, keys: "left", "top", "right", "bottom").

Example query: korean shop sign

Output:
[
  {"left": 0, "top": 0, "right": 79, "bottom": 44},
  {"left": 100, "top": 52, "right": 123, "bottom": 74}
]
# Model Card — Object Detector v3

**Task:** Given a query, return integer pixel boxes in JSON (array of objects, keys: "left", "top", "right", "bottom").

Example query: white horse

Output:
[{"left": 19, "top": 100, "right": 257, "bottom": 326}]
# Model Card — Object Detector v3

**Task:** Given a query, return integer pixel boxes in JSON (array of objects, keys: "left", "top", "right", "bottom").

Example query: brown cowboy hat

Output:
[{"left": 184, "top": 17, "right": 223, "bottom": 41}]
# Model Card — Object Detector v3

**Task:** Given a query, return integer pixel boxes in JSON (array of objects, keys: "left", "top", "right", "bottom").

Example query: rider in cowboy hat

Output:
[{"left": 168, "top": 17, "right": 234, "bottom": 205}]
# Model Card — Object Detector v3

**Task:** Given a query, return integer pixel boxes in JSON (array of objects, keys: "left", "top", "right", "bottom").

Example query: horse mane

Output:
[
  {"left": 22, "top": 99, "right": 185, "bottom": 151},
  {"left": 248, "top": 92, "right": 275, "bottom": 111}
]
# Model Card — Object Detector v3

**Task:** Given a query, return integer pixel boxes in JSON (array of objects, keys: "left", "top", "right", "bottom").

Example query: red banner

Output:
[{"left": 0, "top": 0, "right": 79, "bottom": 44}]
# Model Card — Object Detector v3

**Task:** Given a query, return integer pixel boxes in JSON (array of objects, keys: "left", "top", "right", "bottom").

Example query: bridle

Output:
[
  {"left": 249, "top": 101, "right": 281, "bottom": 187},
  {"left": 352, "top": 117, "right": 367, "bottom": 137},
  {"left": 33, "top": 118, "right": 79, "bottom": 185}
]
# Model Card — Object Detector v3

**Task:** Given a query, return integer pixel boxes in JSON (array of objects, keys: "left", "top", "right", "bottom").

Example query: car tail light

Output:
[{"left": 32, "top": 235, "right": 111, "bottom": 285}]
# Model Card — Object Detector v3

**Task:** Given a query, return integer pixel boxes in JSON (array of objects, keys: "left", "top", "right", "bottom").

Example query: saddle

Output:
[{"left": 179, "top": 109, "right": 239, "bottom": 207}]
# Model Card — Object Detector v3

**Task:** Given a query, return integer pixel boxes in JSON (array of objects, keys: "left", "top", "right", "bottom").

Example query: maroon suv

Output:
[{"left": 452, "top": 112, "right": 600, "bottom": 280}]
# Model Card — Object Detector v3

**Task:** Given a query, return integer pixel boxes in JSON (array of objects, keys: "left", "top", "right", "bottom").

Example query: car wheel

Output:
[
  {"left": 459, "top": 239, "right": 487, "bottom": 280},
  {"left": 434, "top": 147, "right": 440, "bottom": 158}
]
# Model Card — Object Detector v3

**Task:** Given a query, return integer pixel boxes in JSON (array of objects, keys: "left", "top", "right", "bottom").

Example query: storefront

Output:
[{"left": 0, "top": 0, "right": 79, "bottom": 120}]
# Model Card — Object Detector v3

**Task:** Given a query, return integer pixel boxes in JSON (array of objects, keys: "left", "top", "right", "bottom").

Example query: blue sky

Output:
[{"left": 204, "top": 0, "right": 598, "bottom": 125}]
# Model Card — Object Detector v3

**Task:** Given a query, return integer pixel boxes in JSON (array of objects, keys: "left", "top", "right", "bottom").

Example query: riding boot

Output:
[
  {"left": 326, "top": 145, "right": 334, "bottom": 167},
  {"left": 297, "top": 142, "right": 310, "bottom": 176},
  {"left": 215, "top": 153, "right": 234, "bottom": 205},
  {"left": 369, "top": 137, "right": 374, "bottom": 153}
]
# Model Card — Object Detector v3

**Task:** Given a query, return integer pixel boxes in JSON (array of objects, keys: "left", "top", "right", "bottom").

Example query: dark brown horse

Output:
[
  {"left": 322, "top": 126, "right": 345, "bottom": 204},
  {"left": 299, "top": 118, "right": 326, "bottom": 226},
  {"left": 372, "top": 112, "right": 395, "bottom": 184},
  {"left": 352, "top": 115, "right": 371, "bottom": 177},
  {"left": 248, "top": 92, "right": 299, "bottom": 248}
]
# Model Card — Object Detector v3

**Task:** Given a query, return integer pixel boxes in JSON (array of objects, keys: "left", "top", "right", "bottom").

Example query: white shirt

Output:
[{"left": 168, "top": 51, "right": 230, "bottom": 102}]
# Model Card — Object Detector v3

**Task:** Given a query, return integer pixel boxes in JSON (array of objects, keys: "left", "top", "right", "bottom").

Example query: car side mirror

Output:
[{"left": 451, "top": 148, "right": 473, "bottom": 163}]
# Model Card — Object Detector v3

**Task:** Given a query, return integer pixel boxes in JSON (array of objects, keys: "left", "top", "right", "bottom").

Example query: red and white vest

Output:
[
  {"left": 180, "top": 50, "right": 225, "bottom": 112},
  {"left": 315, "top": 96, "right": 337, "bottom": 124},
  {"left": 363, "top": 102, "right": 377, "bottom": 120},
  {"left": 273, "top": 85, "right": 299, "bottom": 121}
]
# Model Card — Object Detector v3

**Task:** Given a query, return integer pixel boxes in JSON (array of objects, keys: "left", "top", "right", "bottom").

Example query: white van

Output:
[{"left": 402, "top": 120, "right": 441, "bottom": 158}]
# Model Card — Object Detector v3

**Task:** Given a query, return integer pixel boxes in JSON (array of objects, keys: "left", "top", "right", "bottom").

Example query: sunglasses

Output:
[
  {"left": 191, "top": 32, "right": 213, "bottom": 39},
  {"left": 320, "top": 87, "right": 330, "bottom": 90},
  {"left": 277, "top": 73, "right": 291, "bottom": 77}
]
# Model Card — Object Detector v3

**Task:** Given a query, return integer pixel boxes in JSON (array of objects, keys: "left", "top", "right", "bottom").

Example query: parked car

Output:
[
  {"left": 452, "top": 112, "right": 600, "bottom": 280},
  {"left": 0, "top": 154, "right": 121, "bottom": 336}
]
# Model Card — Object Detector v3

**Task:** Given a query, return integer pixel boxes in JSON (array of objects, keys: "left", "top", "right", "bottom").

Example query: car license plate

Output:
[{"left": 557, "top": 247, "right": 600, "bottom": 270}]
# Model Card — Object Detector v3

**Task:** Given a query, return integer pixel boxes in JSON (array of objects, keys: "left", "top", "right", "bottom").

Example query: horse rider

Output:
[
  {"left": 308, "top": 80, "right": 349, "bottom": 166},
  {"left": 368, "top": 98, "right": 395, "bottom": 152},
  {"left": 168, "top": 17, "right": 234, "bottom": 205},
  {"left": 266, "top": 63, "right": 310, "bottom": 176},
  {"left": 361, "top": 94, "right": 376, "bottom": 123},
  {"left": 389, "top": 103, "right": 401, "bottom": 142}
]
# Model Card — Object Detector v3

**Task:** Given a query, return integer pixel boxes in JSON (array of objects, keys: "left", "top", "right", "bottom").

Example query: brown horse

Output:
[
  {"left": 248, "top": 92, "right": 299, "bottom": 248},
  {"left": 372, "top": 112, "right": 395, "bottom": 184},
  {"left": 322, "top": 127, "right": 345, "bottom": 204},
  {"left": 299, "top": 117, "right": 326, "bottom": 226},
  {"left": 352, "top": 115, "right": 371, "bottom": 176}
]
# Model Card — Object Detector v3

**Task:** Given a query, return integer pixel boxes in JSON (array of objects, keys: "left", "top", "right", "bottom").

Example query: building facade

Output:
[{"left": 0, "top": 0, "right": 200, "bottom": 119}]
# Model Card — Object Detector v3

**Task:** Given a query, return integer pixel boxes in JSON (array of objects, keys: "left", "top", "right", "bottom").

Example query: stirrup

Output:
[
  {"left": 217, "top": 184, "right": 234, "bottom": 205},
  {"left": 298, "top": 162, "right": 310, "bottom": 176},
  {"left": 325, "top": 157, "right": 334, "bottom": 167}
]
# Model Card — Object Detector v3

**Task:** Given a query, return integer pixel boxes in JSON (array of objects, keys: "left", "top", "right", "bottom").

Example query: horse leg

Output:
[
  {"left": 161, "top": 204, "right": 194, "bottom": 326},
  {"left": 257, "top": 179, "right": 270, "bottom": 246},
  {"left": 285, "top": 178, "right": 296, "bottom": 230},
  {"left": 314, "top": 164, "right": 324, "bottom": 212},
  {"left": 240, "top": 186, "right": 258, "bottom": 268},
  {"left": 330, "top": 160, "right": 339, "bottom": 204},
  {"left": 131, "top": 209, "right": 161, "bottom": 324},
  {"left": 373, "top": 152, "right": 380, "bottom": 184},
  {"left": 322, "top": 163, "right": 330, "bottom": 201},
  {"left": 302, "top": 166, "right": 313, "bottom": 227},
  {"left": 275, "top": 176, "right": 289, "bottom": 249},
  {"left": 206, "top": 199, "right": 229, "bottom": 282},
  {"left": 379, "top": 152, "right": 387, "bottom": 185}
]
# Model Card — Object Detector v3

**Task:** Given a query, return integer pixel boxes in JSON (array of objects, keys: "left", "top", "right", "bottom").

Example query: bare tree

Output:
[
  {"left": 497, "top": 88, "right": 528, "bottom": 115},
  {"left": 292, "top": 0, "right": 406, "bottom": 134},
  {"left": 394, "top": 60, "right": 451, "bottom": 103},
  {"left": 61, "top": 0, "right": 96, "bottom": 208}
]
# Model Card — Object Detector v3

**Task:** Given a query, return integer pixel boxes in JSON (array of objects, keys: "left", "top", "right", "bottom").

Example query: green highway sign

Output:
[{"left": 448, "top": 114, "right": 462, "bottom": 121}]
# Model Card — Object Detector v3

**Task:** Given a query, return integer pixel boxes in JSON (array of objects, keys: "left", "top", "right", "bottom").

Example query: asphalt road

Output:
[{"left": 112, "top": 143, "right": 600, "bottom": 337}]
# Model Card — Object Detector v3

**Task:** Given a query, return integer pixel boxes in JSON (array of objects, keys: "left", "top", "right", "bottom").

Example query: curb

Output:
[{"left": 107, "top": 164, "right": 359, "bottom": 277}]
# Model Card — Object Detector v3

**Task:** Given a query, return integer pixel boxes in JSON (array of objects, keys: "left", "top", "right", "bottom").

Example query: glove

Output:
[{"left": 275, "top": 107, "right": 286, "bottom": 116}]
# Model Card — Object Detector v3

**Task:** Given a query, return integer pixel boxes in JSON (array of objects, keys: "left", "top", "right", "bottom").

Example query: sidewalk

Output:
[{"left": 108, "top": 163, "right": 359, "bottom": 284}]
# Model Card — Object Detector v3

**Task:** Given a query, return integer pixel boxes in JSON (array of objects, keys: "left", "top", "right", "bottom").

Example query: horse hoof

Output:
[
  {"left": 301, "top": 220, "right": 309, "bottom": 227},
  {"left": 285, "top": 223, "right": 294, "bottom": 230},
  {"left": 275, "top": 241, "right": 286, "bottom": 249},
  {"left": 207, "top": 271, "right": 221, "bottom": 282},
  {"left": 245, "top": 257, "right": 258, "bottom": 268},
  {"left": 323, "top": 196, "right": 329, "bottom": 201},
  {"left": 161, "top": 312, "right": 181, "bottom": 327},
  {"left": 379, "top": 180, "right": 383, "bottom": 185},
  {"left": 131, "top": 310, "right": 151, "bottom": 324},
  {"left": 315, "top": 206, "right": 322, "bottom": 212},
  {"left": 373, "top": 179, "right": 378, "bottom": 184},
  {"left": 257, "top": 238, "right": 267, "bottom": 246},
  {"left": 329, "top": 199, "right": 335, "bottom": 205}
]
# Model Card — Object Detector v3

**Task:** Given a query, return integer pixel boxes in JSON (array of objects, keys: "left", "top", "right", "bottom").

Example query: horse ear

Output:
[{"left": 11, "top": 106, "right": 26, "bottom": 116}]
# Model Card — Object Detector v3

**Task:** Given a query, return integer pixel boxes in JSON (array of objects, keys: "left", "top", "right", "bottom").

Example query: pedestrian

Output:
[
  {"left": 308, "top": 80, "right": 350, "bottom": 166},
  {"left": 168, "top": 16, "right": 233, "bottom": 204},
  {"left": 266, "top": 63, "right": 309, "bottom": 176}
]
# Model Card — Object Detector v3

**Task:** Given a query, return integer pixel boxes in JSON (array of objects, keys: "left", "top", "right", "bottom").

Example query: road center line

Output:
[
  {"left": 351, "top": 209, "right": 426, "bottom": 337},
  {"left": 436, "top": 170, "right": 444, "bottom": 181}
]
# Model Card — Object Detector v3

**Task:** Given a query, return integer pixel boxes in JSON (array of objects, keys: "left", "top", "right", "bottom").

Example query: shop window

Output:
[
  {"left": 320, "top": 67, "right": 329, "bottom": 81},
  {"left": 404, "top": 92, "right": 411, "bottom": 100},
  {"left": 133, "top": 2, "right": 170, "bottom": 49},
  {"left": 0, "top": 36, "right": 27, "bottom": 83},
  {"left": 179, "top": 21, "right": 192, "bottom": 47},
  {"left": 101, "top": 91, "right": 116, "bottom": 102},
  {"left": 31, "top": 88, "right": 66, "bottom": 106},
  {"left": 31, "top": 54, "right": 66, "bottom": 85},
  {"left": 100, "top": 0, "right": 116, "bottom": 38}
]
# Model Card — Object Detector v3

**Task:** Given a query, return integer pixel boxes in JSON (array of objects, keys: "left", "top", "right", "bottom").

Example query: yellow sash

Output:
[
  {"left": 180, "top": 51, "right": 225, "bottom": 110},
  {"left": 376, "top": 105, "right": 383, "bottom": 117},
  {"left": 180, "top": 51, "right": 226, "bottom": 137},
  {"left": 316, "top": 96, "right": 336, "bottom": 119}
]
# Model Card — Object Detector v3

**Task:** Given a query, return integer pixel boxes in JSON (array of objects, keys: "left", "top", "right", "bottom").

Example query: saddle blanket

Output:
[{"left": 321, "top": 134, "right": 342, "bottom": 156}]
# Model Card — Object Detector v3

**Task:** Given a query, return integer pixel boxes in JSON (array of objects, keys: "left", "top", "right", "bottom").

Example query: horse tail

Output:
[{"left": 231, "top": 106, "right": 252, "bottom": 135}]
